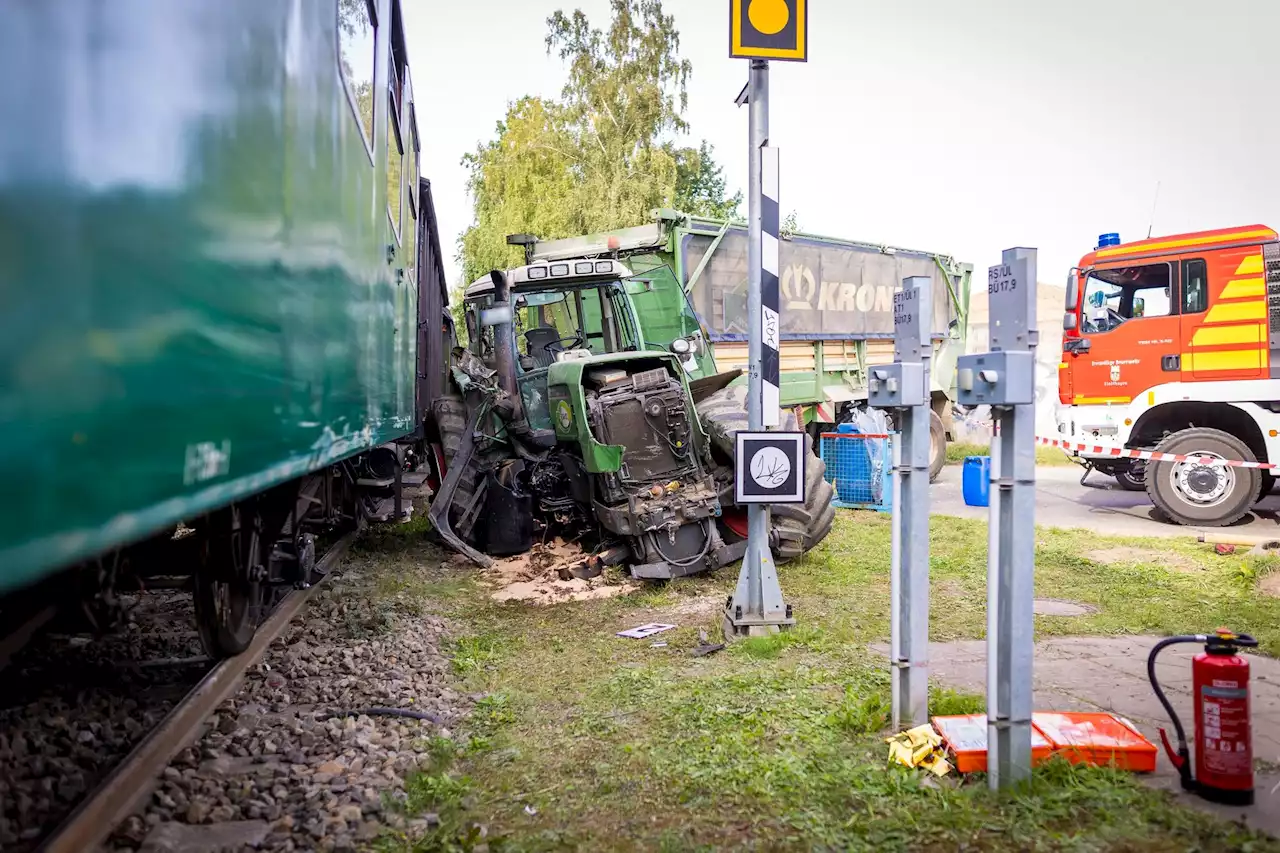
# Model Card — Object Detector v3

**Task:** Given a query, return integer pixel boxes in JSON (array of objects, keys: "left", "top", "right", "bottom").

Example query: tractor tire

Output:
[
  {"left": 929, "top": 410, "right": 946, "bottom": 484},
  {"left": 1146, "top": 428, "right": 1259, "bottom": 527},
  {"left": 696, "top": 384, "right": 836, "bottom": 562},
  {"left": 430, "top": 391, "right": 484, "bottom": 543},
  {"left": 1260, "top": 471, "right": 1275, "bottom": 503}
]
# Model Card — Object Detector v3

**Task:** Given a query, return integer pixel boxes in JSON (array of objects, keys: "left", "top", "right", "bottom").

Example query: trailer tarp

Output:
[{"left": 681, "top": 230, "right": 957, "bottom": 339}]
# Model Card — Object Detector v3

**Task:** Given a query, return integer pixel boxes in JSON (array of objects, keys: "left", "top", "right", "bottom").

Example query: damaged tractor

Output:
[{"left": 429, "top": 258, "right": 835, "bottom": 580}]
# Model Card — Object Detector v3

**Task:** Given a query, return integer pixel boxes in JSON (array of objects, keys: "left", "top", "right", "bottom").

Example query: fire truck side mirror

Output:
[{"left": 1063, "top": 312, "right": 1077, "bottom": 331}]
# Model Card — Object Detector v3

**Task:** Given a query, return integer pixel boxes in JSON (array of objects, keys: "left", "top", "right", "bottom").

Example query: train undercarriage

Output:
[{"left": 0, "top": 445, "right": 424, "bottom": 670}]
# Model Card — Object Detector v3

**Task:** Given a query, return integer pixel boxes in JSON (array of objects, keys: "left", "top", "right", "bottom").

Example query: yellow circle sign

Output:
[{"left": 748, "top": 0, "right": 789, "bottom": 35}]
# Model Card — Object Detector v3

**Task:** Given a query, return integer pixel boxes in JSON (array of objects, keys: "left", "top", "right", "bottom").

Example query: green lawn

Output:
[
  {"left": 356, "top": 513, "right": 1280, "bottom": 853},
  {"left": 947, "top": 440, "right": 1076, "bottom": 467}
]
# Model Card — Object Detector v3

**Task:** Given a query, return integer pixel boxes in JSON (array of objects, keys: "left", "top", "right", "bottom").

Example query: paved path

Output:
[
  {"left": 930, "top": 463, "right": 1280, "bottom": 539},
  {"left": 915, "top": 636, "right": 1280, "bottom": 835}
]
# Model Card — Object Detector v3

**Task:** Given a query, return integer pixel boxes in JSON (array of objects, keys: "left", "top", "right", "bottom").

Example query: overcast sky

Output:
[{"left": 402, "top": 0, "right": 1279, "bottom": 289}]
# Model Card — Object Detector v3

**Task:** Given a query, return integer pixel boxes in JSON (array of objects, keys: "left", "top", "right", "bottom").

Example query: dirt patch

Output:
[
  {"left": 484, "top": 538, "right": 638, "bottom": 603},
  {"left": 1086, "top": 545, "right": 1199, "bottom": 573},
  {"left": 1260, "top": 571, "right": 1280, "bottom": 599}
]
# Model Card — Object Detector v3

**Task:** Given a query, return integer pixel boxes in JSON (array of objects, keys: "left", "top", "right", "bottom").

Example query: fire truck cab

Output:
[{"left": 1057, "top": 226, "right": 1280, "bottom": 526}]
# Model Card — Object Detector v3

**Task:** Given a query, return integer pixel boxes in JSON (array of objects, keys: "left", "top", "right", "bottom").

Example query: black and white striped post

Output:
[
  {"left": 723, "top": 58, "right": 792, "bottom": 638},
  {"left": 725, "top": 0, "right": 807, "bottom": 638},
  {"left": 761, "top": 145, "right": 781, "bottom": 428}
]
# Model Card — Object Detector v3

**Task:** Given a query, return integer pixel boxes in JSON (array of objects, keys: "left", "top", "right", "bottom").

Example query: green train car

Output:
[{"left": 0, "top": 0, "right": 450, "bottom": 657}]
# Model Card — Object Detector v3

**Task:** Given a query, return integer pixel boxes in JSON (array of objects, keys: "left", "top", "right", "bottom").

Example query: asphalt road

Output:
[{"left": 930, "top": 462, "right": 1280, "bottom": 539}]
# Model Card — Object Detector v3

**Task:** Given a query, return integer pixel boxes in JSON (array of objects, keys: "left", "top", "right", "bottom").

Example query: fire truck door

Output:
[{"left": 1075, "top": 263, "right": 1180, "bottom": 404}]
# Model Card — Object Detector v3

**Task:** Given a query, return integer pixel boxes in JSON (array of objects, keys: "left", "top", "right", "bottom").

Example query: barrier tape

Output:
[{"left": 1034, "top": 435, "right": 1279, "bottom": 471}]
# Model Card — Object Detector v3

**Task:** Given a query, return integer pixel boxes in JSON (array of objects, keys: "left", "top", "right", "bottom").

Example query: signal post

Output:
[
  {"left": 868, "top": 277, "right": 934, "bottom": 729},
  {"left": 723, "top": 0, "right": 808, "bottom": 638},
  {"left": 956, "top": 248, "right": 1039, "bottom": 788}
]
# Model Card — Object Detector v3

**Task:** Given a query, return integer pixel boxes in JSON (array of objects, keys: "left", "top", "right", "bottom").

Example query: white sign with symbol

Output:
[{"left": 734, "top": 431, "right": 806, "bottom": 504}]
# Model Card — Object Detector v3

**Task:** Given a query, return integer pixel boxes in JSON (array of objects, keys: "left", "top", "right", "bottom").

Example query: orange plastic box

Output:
[
  {"left": 1031, "top": 712, "right": 1157, "bottom": 772},
  {"left": 930, "top": 714, "right": 1054, "bottom": 773}
]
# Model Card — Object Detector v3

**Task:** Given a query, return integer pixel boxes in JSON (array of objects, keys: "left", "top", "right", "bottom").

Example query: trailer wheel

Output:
[
  {"left": 929, "top": 411, "right": 946, "bottom": 483},
  {"left": 1146, "top": 428, "right": 1259, "bottom": 527}
]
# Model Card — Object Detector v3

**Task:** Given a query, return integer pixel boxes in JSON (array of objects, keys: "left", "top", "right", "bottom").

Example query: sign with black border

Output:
[
  {"left": 730, "top": 0, "right": 808, "bottom": 62},
  {"left": 734, "top": 431, "right": 807, "bottom": 504}
]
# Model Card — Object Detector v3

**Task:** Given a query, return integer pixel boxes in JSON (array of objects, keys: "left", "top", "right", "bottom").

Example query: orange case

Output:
[
  {"left": 930, "top": 714, "right": 1054, "bottom": 773},
  {"left": 932, "top": 712, "right": 1157, "bottom": 774},
  {"left": 1031, "top": 712, "right": 1157, "bottom": 772}
]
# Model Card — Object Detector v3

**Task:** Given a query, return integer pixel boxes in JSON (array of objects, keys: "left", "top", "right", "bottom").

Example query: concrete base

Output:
[
  {"left": 722, "top": 611, "right": 794, "bottom": 641},
  {"left": 880, "top": 635, "right": 1280, "bottom": 835}
]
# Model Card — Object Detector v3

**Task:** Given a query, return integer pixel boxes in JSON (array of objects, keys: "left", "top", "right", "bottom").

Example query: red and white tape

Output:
[{"left": 1035, "top": 435, "right": 1278, "bottom": 471}]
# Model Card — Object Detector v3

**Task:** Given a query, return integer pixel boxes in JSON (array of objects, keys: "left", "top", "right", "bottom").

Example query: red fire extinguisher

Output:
[{"left": 1147, "top": 629, "right": 1258, "bottom": 805}]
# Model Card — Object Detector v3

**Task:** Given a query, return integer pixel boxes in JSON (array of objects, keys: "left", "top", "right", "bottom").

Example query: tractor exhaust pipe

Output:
[{"left": 488, "top": 269, "right": 525, "bottom": 423}]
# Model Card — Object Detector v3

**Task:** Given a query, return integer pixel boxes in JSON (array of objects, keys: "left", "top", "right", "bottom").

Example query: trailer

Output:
[{"left": 526, "top": 210, "right": 974, "bottom": 479}]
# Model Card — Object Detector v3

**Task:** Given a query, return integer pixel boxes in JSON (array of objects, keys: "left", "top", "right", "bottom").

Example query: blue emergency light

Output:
[{"left": 1096, "top": 232, "right": 1121, "bottom": 249}]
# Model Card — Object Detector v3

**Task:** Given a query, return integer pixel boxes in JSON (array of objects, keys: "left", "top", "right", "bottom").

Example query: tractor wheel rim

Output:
[{"left": 1174, "top": 453, "right": 1231, "bottom": 505}]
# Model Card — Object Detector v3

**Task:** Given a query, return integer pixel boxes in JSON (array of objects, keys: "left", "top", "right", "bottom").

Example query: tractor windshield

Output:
[{"left": 513, "top": 281, "right": 638, "bottom": 369}]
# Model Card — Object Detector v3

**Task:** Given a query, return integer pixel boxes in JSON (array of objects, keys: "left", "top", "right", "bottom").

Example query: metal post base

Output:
[{"left": 722, "top": 522, "right": 794, "bottom": 640}]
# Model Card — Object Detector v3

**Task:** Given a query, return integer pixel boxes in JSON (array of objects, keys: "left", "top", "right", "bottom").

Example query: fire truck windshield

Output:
[{"left": 1079, "top": 263, "right": 1173, "bottom": 333}]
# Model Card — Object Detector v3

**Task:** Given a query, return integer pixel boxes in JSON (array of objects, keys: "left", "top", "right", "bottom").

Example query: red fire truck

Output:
[{"left": 1057, "top": 225, "right": 1280, "bottom": 526}]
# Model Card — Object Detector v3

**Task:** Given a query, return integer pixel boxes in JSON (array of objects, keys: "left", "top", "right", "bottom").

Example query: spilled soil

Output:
[{"left": 482, "top": 538, "right": 637, "bottom": 604}]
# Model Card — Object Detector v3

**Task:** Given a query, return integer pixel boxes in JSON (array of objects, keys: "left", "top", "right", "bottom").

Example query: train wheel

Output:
[{"left": 194, "top": 505, "right": 264, "bottom": 658}]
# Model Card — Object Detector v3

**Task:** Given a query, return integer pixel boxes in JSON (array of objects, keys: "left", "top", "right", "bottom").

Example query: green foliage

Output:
[
  {"left": 673, "top": 140, "right": 742, "bottom": 220},
  {"left": 458, "top": 0, "right": 739, "bottom": 283}
]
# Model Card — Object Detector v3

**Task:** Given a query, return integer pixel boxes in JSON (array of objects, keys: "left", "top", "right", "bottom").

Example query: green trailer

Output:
[{"left": 526, "top": 210, "right": 974, "bottom": 477}]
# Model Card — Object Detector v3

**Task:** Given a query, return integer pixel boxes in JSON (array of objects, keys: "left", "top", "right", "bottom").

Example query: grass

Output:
[
  {"left": 356, "top": 512, "right": 1280, "bottom": 852},
  {"left": 947, "top": 440, "right": 1076, "bottom": 467}
]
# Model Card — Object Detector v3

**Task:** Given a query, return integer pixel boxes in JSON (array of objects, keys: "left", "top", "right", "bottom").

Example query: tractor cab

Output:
[{"left": 463, "top": 260, "right": 713, "bottom": 432}]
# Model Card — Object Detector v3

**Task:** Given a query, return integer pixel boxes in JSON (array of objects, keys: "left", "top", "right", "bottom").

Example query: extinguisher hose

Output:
[
  {"left": 1147, "top": 634, "right": 1201, "bottom": 788},
  {"left": 1147, "top": 636, "right": 1195, "bottom": 747}
]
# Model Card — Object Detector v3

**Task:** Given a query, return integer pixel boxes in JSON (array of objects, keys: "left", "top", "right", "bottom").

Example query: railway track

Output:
[{"left": 34, "top": 531, "right": 358, "bottom": 853}]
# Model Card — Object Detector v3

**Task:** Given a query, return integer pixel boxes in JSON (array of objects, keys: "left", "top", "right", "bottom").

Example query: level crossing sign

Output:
[
  {"left": 733, "top": 431, "right": 807, "bottom": 504},
  {"left": 729, "top": 0, "right": 808, "bottom": 61}
]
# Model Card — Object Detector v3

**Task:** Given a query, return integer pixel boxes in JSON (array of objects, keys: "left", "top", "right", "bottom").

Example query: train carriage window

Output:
[
  {"left": 337, "top": 0, "right": 376, "bottom": 159},
  {"left": 403, "top": 111, "right": 418, "bottom": 283},
  {"left": 387, "top": 63, "right": 403, "bottom": 243}
]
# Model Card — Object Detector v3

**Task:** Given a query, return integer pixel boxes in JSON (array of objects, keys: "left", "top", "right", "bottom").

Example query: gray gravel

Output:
[
  {"left": 0, "top": 592, "right": 205, "bottom": 852},
  {"left": 108, "top": 556, "right": 469, "bottom": 853}
]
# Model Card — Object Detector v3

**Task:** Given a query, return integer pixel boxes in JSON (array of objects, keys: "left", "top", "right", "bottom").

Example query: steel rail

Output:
[{"left": 36, "top": 530, "right": 358, "bottom": 853}]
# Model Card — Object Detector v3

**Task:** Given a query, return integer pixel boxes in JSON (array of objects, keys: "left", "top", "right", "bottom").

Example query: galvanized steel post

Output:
[
  {"left": 869, "top": 276, "right": 933, "bottom": 728},
  {"left": 957, "top": 248, "right": 1038, "bottom": 788},
  {"left": 724, "top": 58, "right": 791, "bottom": 638}
]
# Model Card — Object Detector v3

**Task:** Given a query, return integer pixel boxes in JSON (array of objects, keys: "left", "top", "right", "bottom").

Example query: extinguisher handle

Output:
[
  {"left": 1157, "top": 727, "right": 1183, "bottom": 768},
  {"left": 1235, "top": 632, "right": 1259, "bottom": 648}
]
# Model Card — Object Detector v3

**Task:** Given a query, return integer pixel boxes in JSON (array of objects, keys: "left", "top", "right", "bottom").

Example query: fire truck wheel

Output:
[
  {"left": 1146, "top": 428, "right": 1260, "bottom": 527},
  {"left": 929, "top": 411, "right": 946, "bottom": 483},
  {"left": 1113, "top": 460, "right": 1146, "bottom": 492}
]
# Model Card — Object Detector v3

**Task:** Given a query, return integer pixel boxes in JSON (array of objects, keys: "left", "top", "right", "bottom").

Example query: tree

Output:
[
  {"left": 673, "top": 140, "right": 742, "bottom": 220},
  {"left": 458, "top": 0, "right": 739, "bottom": 283}
]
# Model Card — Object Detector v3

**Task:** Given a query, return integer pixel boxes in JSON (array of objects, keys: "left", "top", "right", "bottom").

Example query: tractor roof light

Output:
[
  {"left": 549, "top": 263, "right": 570, "bottom": 276},
  {"left": 527, "top": 265, "right": 548, "bottom": 279}
]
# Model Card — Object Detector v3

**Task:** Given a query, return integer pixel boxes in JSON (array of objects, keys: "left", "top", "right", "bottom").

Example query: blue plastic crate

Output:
[{"left": 819, "top": 430, "right": 893, "bottom": 512}]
